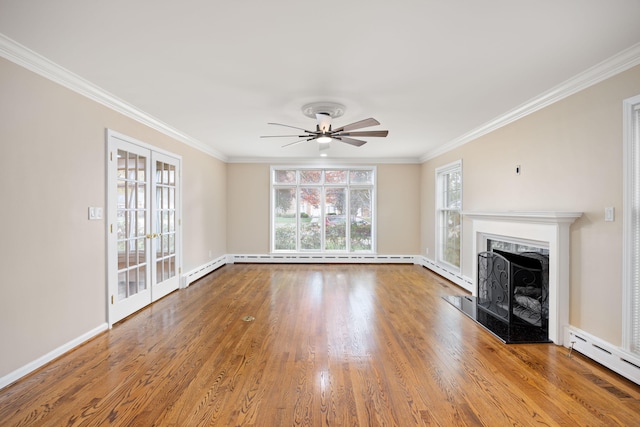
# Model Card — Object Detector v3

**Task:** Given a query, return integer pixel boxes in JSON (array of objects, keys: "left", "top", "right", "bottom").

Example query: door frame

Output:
[{"left": 105, "top": 129, "right": 183, "bottom": 327}]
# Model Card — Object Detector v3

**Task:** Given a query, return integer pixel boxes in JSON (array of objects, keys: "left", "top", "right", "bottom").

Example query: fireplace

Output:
[
  {"left": 477, "top": 249, "right": 549, "bottom": 332},
  {"left": 463, "top": 211, "right": 581, "bottom": 345}
]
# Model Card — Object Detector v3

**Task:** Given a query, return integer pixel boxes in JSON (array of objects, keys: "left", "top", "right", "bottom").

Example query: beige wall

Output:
[
  {"left": 422, "top": 64, "right": 640, "bottom": 346},
  {"left": 227, "top": 164, "right": 271, "bottom": 253},
  {"left": 0, "top": 58, "right": 227, "bottom": 377},
  {"left": 226, "top": 163, "right": 421, "bottom": 255},
  {"left": 377, "top": 164, "right": 421, "bottom": 254}
]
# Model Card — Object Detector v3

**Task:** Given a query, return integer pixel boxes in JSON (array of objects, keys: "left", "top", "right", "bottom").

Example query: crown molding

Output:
[
  {"left": 0, "top": 33, "right": 228, "bottom": 162},
  {"left": 226, "top": 156, "right": 422, "bottom": 164},
  {"left": 420, "top": 41, "right": 640, "bottom": 162}
]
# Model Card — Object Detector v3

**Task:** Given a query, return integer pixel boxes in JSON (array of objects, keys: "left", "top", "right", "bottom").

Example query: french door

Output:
[{"left": 107, "top": 130, "right": 181, "bottom": 325}]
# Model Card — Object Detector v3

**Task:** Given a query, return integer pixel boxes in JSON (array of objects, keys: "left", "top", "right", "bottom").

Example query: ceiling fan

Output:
[{"left": 260, "top": 102, "right": 389, "bottom": 150}]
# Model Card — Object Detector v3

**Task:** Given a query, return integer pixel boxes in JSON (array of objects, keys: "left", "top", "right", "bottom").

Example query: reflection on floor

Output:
[{"left": 443, "top": 295, "right": 551, "bottom": 344}]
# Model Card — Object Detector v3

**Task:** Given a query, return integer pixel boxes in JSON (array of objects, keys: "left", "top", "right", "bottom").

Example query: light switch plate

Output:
[
  {"left": 605, "top": 207, "right": 615, "bottom": 222},
  {"left": 88, "top": 207, "right": 103, "bottom": 220}
]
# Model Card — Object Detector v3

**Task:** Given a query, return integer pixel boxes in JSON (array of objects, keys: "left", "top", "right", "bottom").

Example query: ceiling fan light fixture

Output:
[{"left": 261, "top": 102, "right": 388, "bottom": 149}]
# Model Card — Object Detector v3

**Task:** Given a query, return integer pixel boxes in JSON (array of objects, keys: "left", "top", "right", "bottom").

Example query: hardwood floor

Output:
[{"left": 1, "top": 264, "right": 640, "bottom": 426}]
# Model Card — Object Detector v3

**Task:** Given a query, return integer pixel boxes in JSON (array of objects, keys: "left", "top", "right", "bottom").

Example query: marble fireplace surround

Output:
[{"left": 463, "top": 211, "right": 583, "bottom": 345}]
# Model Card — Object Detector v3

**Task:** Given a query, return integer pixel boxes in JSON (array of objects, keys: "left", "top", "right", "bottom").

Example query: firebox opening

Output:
[{"left": 444, "top": 240, "right": 551, "bottom": 344}]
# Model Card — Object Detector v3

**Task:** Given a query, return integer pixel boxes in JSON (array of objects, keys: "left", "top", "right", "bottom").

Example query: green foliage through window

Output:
[
  {"left": 436, "top": 161, "right": 462, "bottom": 269},
  {"left": 271, "top": 168, "right": 375, "bottom": 253}
]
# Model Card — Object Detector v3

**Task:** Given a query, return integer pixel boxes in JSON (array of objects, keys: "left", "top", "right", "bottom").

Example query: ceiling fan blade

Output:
[
  {"left": 336, "top": 136, "right": 367, "bottom": 147},
  {"left": 282, "top": 137, "right": 315, "bottom": 148},
  {"left": 332, "top": 118, "right": 380, "bottom": 133},
  {"left": 260, "top": 134, "right": 309, "bottom": 138},
  {"left": 335, "top": 130, "right": 388, "bottom": 138},
  {"left": 267, "top": 122, "right": 315, "bottom": 133}
]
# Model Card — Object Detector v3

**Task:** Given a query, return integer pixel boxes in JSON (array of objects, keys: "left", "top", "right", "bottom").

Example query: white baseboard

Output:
[
  {"left": 565, "top": 326, "right": 640, "bottom": 385},
  {"left": 230, "top": 253, "right": 417, "bottom": 264},
  {"left": 0, "top": 323, "right": 108, "bottom": 390},
  {"left": 414, "top": 255, "right": 474, "bottom": 292},
  {"left": 182, "top": 255, "right": 228, "bottom": 287}
]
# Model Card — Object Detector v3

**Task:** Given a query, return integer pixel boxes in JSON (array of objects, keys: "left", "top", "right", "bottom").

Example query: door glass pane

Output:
[
  {"left": 169, "top": 187, "right": 175, "bottom": 210},
  {"left": 118, "top": 242, "right": 127, "bottom": 270},
  {"left": 168, "top": 164, "right": 175, "bottom": 185},
  {"left": 325, "top": 188, "right": 346, "bottom": 250},
  {"left": 117, "top": 151, "right": 127, "bottom": 179},
  {"left": 137, "top": 184, "right": 146, "bottom": 209},
  {"left": 117, "top": 182, "right": 126, "bottom": 209},
  {"left": 137, "top": 156, "right": 146, "bottom": 182},
  {"left": 153, "top": 159, "right": 178, "bottom": 283},
  {"left": 128, "top": 268, "right": 138, "bottom": 296},
  {"left": 117, "top": 212, "right": 125, "bottom": 240},
  {"left": 116, "top": 149, "right": 148, "bottom": 300},
  {"left": 156, "top": 260, "right": 163, "bottom": 282},
  {"left": 118, "top": 271, "right": 127, "bottom": 301},
  {"left": 139, "top": 265, "right": 147, "bottom": 291},
  {"left": 168, "top": 234, "right": 175, "bottom": 255},
  {"left": 169, "top": 211, "right": 175, "bottom": 232},
  {"left": 137, "top": 238, "right": 146, "bottom": 265},
  {"left": 137, "top": 211, "right": 145, "bottom": 236},
  {"left": 127, "top": 182, "right": 136, "bottom": 211}
]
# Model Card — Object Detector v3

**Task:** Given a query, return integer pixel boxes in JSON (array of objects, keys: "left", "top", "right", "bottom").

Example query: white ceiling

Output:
[{"left": 2, "top": 0, "right": 640, "bottom": 163}]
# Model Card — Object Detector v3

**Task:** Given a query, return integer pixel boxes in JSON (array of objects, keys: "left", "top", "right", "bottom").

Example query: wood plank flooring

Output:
[{"left": 1, "top": 264, "right": 640, "bottom": 426}]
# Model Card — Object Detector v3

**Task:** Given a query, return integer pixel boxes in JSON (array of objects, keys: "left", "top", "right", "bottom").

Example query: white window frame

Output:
[
  {"left": 270, "top": 166, "right": 377, "bottom": 254},
  {"left": 435, "top": 160, "right": 462, "bottom": 273},
  {"left": 623, "top": 94, "right": 640, "bottom": 354}
]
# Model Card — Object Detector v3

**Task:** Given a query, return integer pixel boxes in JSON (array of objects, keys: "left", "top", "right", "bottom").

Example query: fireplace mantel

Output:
[
  {"left": 462, "top": 211, "right": 583, "bottom": 224},
  {"left": 462, "top": 210, "right": 582, "bottom": 345}
]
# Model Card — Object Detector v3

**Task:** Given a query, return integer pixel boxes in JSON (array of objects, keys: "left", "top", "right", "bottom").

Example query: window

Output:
[
  {"left": 271, "top": 167, "right": 375, "bottom": 253},
  {"left": 623, "top": 94, "right": 640, "bottom": 355},
  {"left": 436, "top": 160, "right": 462, "bottom": 271}
]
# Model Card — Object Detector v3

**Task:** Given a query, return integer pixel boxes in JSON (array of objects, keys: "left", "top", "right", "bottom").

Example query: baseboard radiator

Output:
[
  {"left": 230, "top": 253, "right": 417, "bottom": 264},
  {"left": 565, "top": 326, "right": 640, "bottom": 385},
  {"left": 182, "top": 255, "right": 229, "bottom": 287},
  {"left": 414, "top": 255, "right": 474, "bottom": 293}
]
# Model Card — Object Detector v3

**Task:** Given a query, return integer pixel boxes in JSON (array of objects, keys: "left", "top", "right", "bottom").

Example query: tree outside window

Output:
[
  {"left": 436, "top": 161, "right": 462, "bottom": 270},
  {"left": 271, "top": 167, "right": 375, "bottom": 253}
]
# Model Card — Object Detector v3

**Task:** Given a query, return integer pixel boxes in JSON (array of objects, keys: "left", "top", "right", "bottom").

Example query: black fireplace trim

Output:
[{"left": 443, "top": 295, "right": 552, "bottom": 344}]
